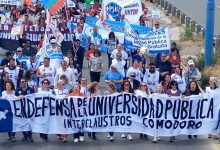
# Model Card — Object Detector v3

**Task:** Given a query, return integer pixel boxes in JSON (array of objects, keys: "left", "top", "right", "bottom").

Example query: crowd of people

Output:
[{"left": 0, "top": 0, "right": 219, "bottom": 144}]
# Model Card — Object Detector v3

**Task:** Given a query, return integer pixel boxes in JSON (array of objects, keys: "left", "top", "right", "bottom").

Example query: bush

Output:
[{"left": 180, "top": 25, "right": 193, "bottom": 41}]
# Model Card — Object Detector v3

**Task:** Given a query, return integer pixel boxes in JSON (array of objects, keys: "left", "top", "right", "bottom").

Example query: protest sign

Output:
[
  {"left": 151, "top": 10, "right": 161, "bottom": 19},
  {"left": 0, "top": 24, "right": 74, "bottom": 51},
  {"left": 83, "top": 16, "right": 151, "bottom": 44},
  {"left": 11, "top": 25, "right": 23, "bottom": 36},
  {"left": 124, "top": 19, "right": 170, "bottom": 53},
  {"left": 0, "top": 0, "right": 22, "bottom": 5},
  {"left": 1, "top": 92, "right": 220, "bottom": 136},
  {"left": 102, "top": 0, "right": 143, "bottom": 24}
]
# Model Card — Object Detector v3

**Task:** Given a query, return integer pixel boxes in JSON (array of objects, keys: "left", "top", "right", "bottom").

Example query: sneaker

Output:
[
  {"left": 109, "top": 136, "right": 114, "bottom": 142},
  {"left": 62, "top": 138, "right": 67, "bottom": 143},
  {"left": 121, "top": 133, "right": 126, "bottom": 138},
  {"left": 11, "top": 136, "right": 16, "bottom": 142},
  {"left": 8, "top": 136, "right": 12, "bottom": 141},
  {"left": 208, "top": 134, "right": 213, "bottom": 138},
  {"left": 107, "top": 133, "right": 110, "bottom": 138},
  {"left": 127, "top": 134, "right": 133, "bottom": 141},
  {"left": 79, "top": 136, "right": 85, "bottom": 142},
  {"left": 153, "top": 137, "right": 160, "bottom": 143},
  {"left": 74, "top": 138, "right": 79, "bottom": 143},
  {"left": 188, "top": 135, "right": 192, "bottom": 139},
  {"left": 193, "top": 135, "right": 197, "bottom": 138}
]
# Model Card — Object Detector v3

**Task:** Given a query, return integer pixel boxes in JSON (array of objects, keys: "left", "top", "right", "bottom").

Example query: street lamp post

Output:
[{"left": 205, "top": 0, "right": 215, "bottom": 66}]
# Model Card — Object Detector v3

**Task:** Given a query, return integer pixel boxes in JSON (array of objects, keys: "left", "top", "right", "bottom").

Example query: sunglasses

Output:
[
  {"left": 17, "top": 50, "right": 22, "bottom": 52},
  {"left": 111, "top": 67, "right": 116, "bottom": 69},
  {"left": 43, "top": 82, "right": 49, "bottom": 85},
  {"left": 20, "top": 81, "right": 26, "bottom": 83},
  {"left": 131, "top": 75, "right": 135, "bottom": 77}
]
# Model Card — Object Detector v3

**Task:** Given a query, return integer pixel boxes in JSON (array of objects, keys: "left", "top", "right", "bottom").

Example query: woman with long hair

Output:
[
  {"left": 183, "top": 81, "right": 204, "bottom": 139},
  {"left": 104, "top": 82, "right": 117, "bottom": 141},
  {"left": 25, "top": 70, "right": 38, "bottom": 90},
  {"left": 161, "top": 74, "right": 171, "bottom": 93},
  {"left": 120, "top": 80, "right": 134, "bottom": 141},
  {"left": 166, "top": 80, "right": 182, "bottom": 142},
  {"left": 69, "top": 83, "right": 85, "bottom": 142},
  {"left": 1, "top": 80, "right": 16, "bottom": 142},
  {"left": 37, "top": 78, "right": 54, "bottom": 142},
  {"left": 87, "top": 82, "right": 101, "bottom": 140},
  {"left": 135, "top": 82, "right": 151, "bottom": 140}
]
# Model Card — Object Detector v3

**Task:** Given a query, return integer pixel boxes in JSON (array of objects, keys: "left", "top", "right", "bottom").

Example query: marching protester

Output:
[
  {"left": 166, "top": 80, "right": 182, "bottom": 142},
  {"left": 111, "top": 52, "right": 126, "bottom": 78},
  {"left": 15, "top": 78, "right": 35, "bottom": 142},
  {"left": 185, "top": 59, "right": 201, "bottom": 85},
  {"left": 171, "top": 66, "right": 186, "bottom": 93},
  {"left": 183, "top": 81, "right": 204, "bottom": 139},
  {"left": 105, "top": 32, "right": 119, "bottom": 68},
  {"left": 160, "top": 74, "right": 171, "bottom": 93},
  {"left": 120, "top": 80, "right": 134, "bottom": 141},
  {"left": 54, "top": 80, "right": 69, "bottom": 142},
  {"left": 135, "top": 82, "right": 151, "bottom": 140},
  {"left": 37, "top": 78, "right": 54, "bottom": 142},
  {"left": 36, "top": 57, "right": 56, "bottom": 88},
  {"left": 104, "top": 82, "right": 117, "bottom": 141},
  {"left": 4, "top": 58, "right": 20, "bottom": 89},
  {"left": 126, "top": 60, "right": 143, "bottom": 82},
  {"left": 87, "top": 82, "right": 101, "bottom": 140},
  {"left": 143, "top": 63, "right": 160, "bottom": 93},
  {"left": 1, "top": 80, "right": 16, "bottom": 142},
  {"left": 69, "top": 83, "right": 85, "bottom": 142},
  {"left": 88, "top": 50, "right": 103, "bottom": 82},
  {"left": 104, "top": 64, "right": 124, "bottom": 92}
]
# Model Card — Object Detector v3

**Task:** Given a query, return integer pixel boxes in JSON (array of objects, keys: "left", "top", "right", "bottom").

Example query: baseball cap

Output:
[{"left": 188, "top": 60, "right": 194, "bottom": 65}]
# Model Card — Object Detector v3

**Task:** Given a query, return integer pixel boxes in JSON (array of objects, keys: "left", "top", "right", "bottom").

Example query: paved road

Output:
[
  {"left": 166, "top": 0, "right": 220, "bottom": 36},
  {"left": 1, "top": 52, "right": 220, "bottom": 150}
]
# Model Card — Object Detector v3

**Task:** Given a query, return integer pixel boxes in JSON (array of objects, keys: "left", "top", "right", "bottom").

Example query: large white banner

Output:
[
  {"left": 102, "top": 0, "right": 143, "bottom": 24},
  {"left": 0, "top": 0, "right": 22, "bottom": 5},
  {"left": 1, "top": 92, "right": 220, "bottom": 136}
]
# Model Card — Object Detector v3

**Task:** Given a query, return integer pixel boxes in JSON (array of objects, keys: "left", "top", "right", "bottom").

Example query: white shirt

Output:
[
  {"left": 143, "top": 69, "right": 160, "bottom": 93},
  {"left": 111, "top": 59, "right": 126, "bottom": 77},
  {"left": 38, "top": 65, "right": 56, "bottom": 86},
  {"left": 171, "top": 73, "right": 186, "bottom": 93},
  {"left": 111, "top": 49, "right": 128, "bottom": 60},
  {"left": 54, "top": 68, "right": 77, "bottom": 87},
  {"left": 4, "top": 66, "right": 20, "bottom": 88},
  {"left": 126, "top": 67, "right": 143, "bottom": 82}
]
